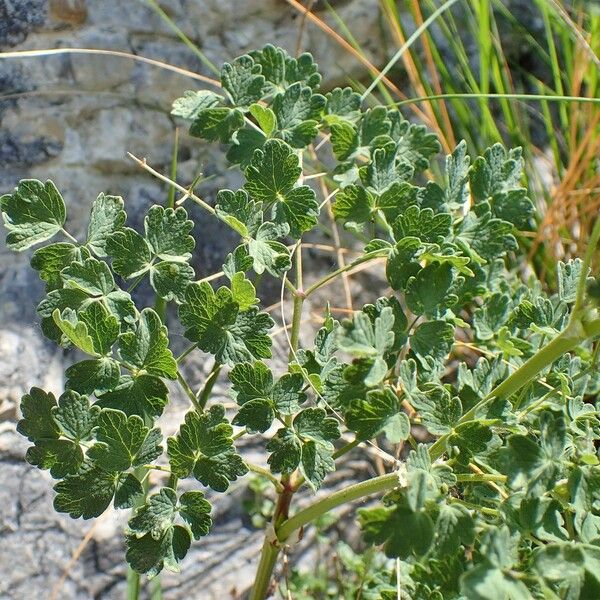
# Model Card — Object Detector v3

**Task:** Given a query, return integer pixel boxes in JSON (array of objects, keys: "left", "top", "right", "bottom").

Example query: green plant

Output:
[{"left": 2, "top": 44, "right": 600, "bottom": 600}]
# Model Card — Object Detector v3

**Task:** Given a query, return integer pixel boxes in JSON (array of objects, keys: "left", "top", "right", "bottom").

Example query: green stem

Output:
[
  {"left": 176, "top": 343, "right": 197, "bottom": 363},
  {"left": 277, "top": 473, "right": 399, "bottom": 543},
  {"left": 246, "top": 462, "right": 285, "bottom": 493},
  {"left": 177, "top": 372, "right": 202, "bottom": 411},
  {"left": 197, "top": 362, "right": 222, "bottom": 410},
  {"left": 126, "top": 567, "right": 141, "bottom": 600},
  {"left": 303, "top": 250, "right": 386, "bottom": 298},
  {"left": 455, "top": 473, "right": 507, "bottom": 483},
  {"left": 249, "top": 539, "right": 280, "bottom": 600},
  {"left": 430, "top": 319, "right": 593, "bottom": 461}
]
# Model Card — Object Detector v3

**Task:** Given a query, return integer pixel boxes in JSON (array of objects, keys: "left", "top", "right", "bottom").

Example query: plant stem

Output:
[
  {"left": 246, "top": 462, "right": 285, "bottom": 493},
  {"left": 176, "top": 372, "right": 202, "bottom": 411},
  {"left": 197, "top": 362, "right": 222, "bottom": 410},
  {"left": 250, "top": 539, "right": 280, "bottom": 600},
  {"left": 303, "top": 250, "right": 386, "bottom": 298},
  {"left": 277, "top": 473, "right": 399, "bottom": 543}
]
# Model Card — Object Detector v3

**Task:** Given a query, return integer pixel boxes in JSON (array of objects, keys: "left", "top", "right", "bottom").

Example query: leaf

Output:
[
  {"left": 244, "top": 139, "right": 318, "bottom": 237},
  {"left": 1, "top": 179, "right": 66, "bottom": 250},
  {"left": 410, "top": 384, "right": 462, "bottom": 435},
  {"left": 215, "top": 189, "right": 262, "bottom": 238},
  {"left": 106, "top": 227, "right": 152, "bottom": 278},
  {"left": 332, "top": 185, "right": 373, "bottom": 224},
  {"left": 410, "top": 321, "right": 454, "bottom": 370},
  {"left": 360, "top": 144, "right": 414, "bottom": 193},
  {"left": 247, "top": 221, "right": 292, "bottom": 276},
  {"left": 129, "top": 487, "right": 178, "bottom": 540},
  {"left": 126, "top": 524, "right": 191, "bottom": 578},
  {"left": 458, "top": 210, "right": 516, "bottom": 261},
  {"left": 358, "top": 106, "right": 391, "bottom": 146},
  {"left": 267, "top": 408, "right": 340, "bottom": 489},
  {"left": 405, "top": 263, "right": 458, "bottom": 318},
  {"left": 189, "top": 107, "right": 245, "bottom": 143},
  {"left": 86, "top": 193, "right": 126, "bottom": 257},
  {"left": 149, "top": 261, "right": 195, "bottom": 303},
  {"left": 435, "top": 503, "right": 475, "bottom": 555},
  {"left": 346, "top": 387, "right": 410, "bottom": 443},
  {"left": 330, "top": 121, "right": 359, "bottom": 160},
  {"left": 444, "top": 140, "right": 470, "bottom": 207},
  {"left": 359, "top": 505, "right": 435, "bottom": 559},
  {"left": 53, "top": 303, "right": 119, "bottom": 356},
  {"left": 88, "top": 409, "right": 161, "bottom": 472},
  {"left": 393, "top": 205, "right": 451, "bottom": 244},
  {"left": 179, "top": 491, "right": 212, "bottom": 539},
  {"left": 221, "top": 54, "right": 265, "bottom": 108},
  {"left": 30, "top": 243, "right": 89, "bottom": 290},
  {"left": 118, "top": 308, "right": 177, "bottom": 379},
  {"left": 388, "top": 111, "right": 441, "bottom": 172},
  {"left": 230, "top": 362, "right": 306, "bottom": 432},
  {"left": 460, "top": 564, "right": 532, "bottom": 600},
  {"left": 95, "top": 374, "right": 169, "bottom": 419},
  {"left": 473, "top": 293, "right": 511, "bottom": 340},
  {"left": 272, "top": 82, "right": 325, "bottom": 147},
  {"left": 54, "top": 462, "right": 117, "bottom": 519},
  {"left": 230, "top": 272, "right": 258, "bottom": 311},
  {"left": 52, "top": 390, "right": 100, "bottom": 441},
  {"left": 179, "top": 282, "right": 273, "bottom": 366},
  {"left": 249, "top": 103, "right": 276, "bottom": 135},
  {"left": 144, "top": 206, "right": 194, "bottom": 262},
  {"left": 62, "top": 256, "right": 115, "bottom": 297},
  {"left": 558, "top": 259, "right": 583, "bottom": 304},
  {"left": 324, "top": 87, "right": 361, "bottom": 123},
  {"left": 386, "top": 236, "right": 423, "bottom": 291},
  {"left": 17, "top": 387, "right": 60, "bottom": 441},
  {"left": 338, "top": 306, "right": 395, "bottom": 386},
  {"left": 171, "top": 90, "right": 221, "bottom": 119},
  {"left": 114, "top": 473, "right": 144, "bottom": 509},
  {"left": 167, "top": 405, "right": 247, "bottom": 492}
]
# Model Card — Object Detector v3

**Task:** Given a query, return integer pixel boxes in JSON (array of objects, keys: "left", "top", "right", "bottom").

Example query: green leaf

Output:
[
  {"left": 221, "top": 54, "right": 265, "bottom": 108},
  {"left": 458, "top": 210, "right": 516, "bottom": 260},
  {"left": 31, "top": 243, "right": 90, "bottom": 290},
  {"left": 386, "top": 236, "right": 423, "bottom": 291},
  {"left": 249, "top": 103, "right": 276, "bottom": 135},
  {"left": 86, "top": 193, "right": 126, "bottom": 257},
  {"left": 171, "top": 90, "right": 221, "bottom": 119},
  {"left": 272, "top": 82, "right": 325, "bottom": 147},
  {"left": 129, "top": 487, "right": 178, "bottom": 539},
  {"left": 324, "top": 87, "right": 361, "bottom": 123},
  {"left": 405, "top": 263, "right": 458, "bottom": 318},
  {"left": 244, "top": 139, "right": 318, "bottom": 237},
  {"left": 338, "top": 306, "right": 395, "bottom": 386},
  {"left": 114, "top": 473, "right": 144, "bottom": 509},
  {"left": 95, "top": 374, "right": 169, "bottom": 419},
  {"left": 230, "top": 272, "right": 258, "bottom": 311},
  {"left": 230, "top": 362, "right": 306, "bottom": 432},
  {"left": 17, "top": 387, "right": 60, "bottom": 441},
  {"left": 410, "top": 384, "right": 461, "bottom": 435},
  {"left": 332, "top": 185, "right": 373, "bottom": 224},
  {"left": 460, "top": 564, "right": 532, "bottom": 600},
  {"left": 330, "top": 121, "right": 359, "bottom": 160},
  {"left": 54, "top": 462, "right": 117, "bottom": 519},
  {"left": 106, "top": 227, "right": 152, "bottom": 278},
  {"left": 88, "top": 409, "right": 161, "bottom": 472},
  {"left": 150, "top": 261, "right": 195, "bottom": 303},
  {"left": 167, "top": 405, "right": 248, "bottom": 492},
  {"left": 179, "top": 491, "right": 212, "bottom": 539},
  {"left": 267, "top": 427, "right": 302, "bottom": 474},
  {"left": 226, "top": 128, "right": 267, "bottom": 167},
  {"left": 359, "top": 505, "right": 434, "bottom": 559},
  {"left": 358, "top": 106, "right": 391, "bottom": 146},
  {"left": 145, "top": 206, "right": 194, "bottom": 262},
  {"left": 52, "top": 390, "right": 100, "bottom": 441},
  {"left": 118, "top": 308, "right": 177, "bottom": 379},
  {"left": 346, "top": 387, "right": 410, "bottom": 443},
  {"left": 393, "top": 206, "right": 451, "bottom": 244},
  {"left": 558, "top": 259, "right": 583, "bottom": 304},
  {"left": 473, "top": 293, "right": 511, "bottom": 341},
  {"left": 247, "top": 221, "right": 291, "bottom": 277},
  {"left": 126, "top": 524, "right": 190, "bottom": 578},
  {"left": 388, "top": 111, "right": 441, "bottom": 172},
  {"left": 360, "top": 145, "right": 414, "bottom": 193},
  {"left": 26, "top": 439, "right": 83, "bottom": 479},
  {"left": 410, "top": 321, "right": 454, "bottom": 370},
  {"left": 189, "top": 107, "right": 245, "bottom": 143},
  {"left": 444, "top": 140, "right": 470, "bottom": 207},
  {"left": 179, "top": 282, "right": 273, "bottom": 366},
  {"left": 1, "top": 179, "right": 66, "bottom": 250},
  {"left": 62, "top": 257, "right": 115, "bottom": 297},
  {"left": 435, "top": 503, "right": 475, "bottom": 555},
  {"left": 215, "top": 189, "right": 262, "bottom": 238}
]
